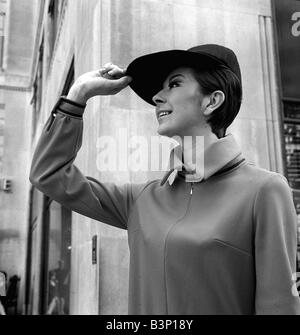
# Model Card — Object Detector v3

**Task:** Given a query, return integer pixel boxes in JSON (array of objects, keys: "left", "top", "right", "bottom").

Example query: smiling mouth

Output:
[{"left": 158, "top": 111, "right": 172, "bottom": 120}]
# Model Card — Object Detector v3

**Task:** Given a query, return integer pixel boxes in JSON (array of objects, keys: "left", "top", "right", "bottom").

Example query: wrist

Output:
[{"left": 67, "top": 84, "right": 88, "bottom": 105}]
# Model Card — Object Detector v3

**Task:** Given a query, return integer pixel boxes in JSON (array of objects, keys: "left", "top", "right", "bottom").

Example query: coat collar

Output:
[{"left": 160, "top": 133, "right": 243, "bottom": 186}]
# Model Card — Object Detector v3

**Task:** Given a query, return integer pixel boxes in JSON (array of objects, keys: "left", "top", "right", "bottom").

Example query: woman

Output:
[{"left": 30, "top": 44, "right": 300, "bottom": 315}]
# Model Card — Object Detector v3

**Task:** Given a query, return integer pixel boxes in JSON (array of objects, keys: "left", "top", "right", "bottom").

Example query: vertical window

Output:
[
  {"left": 282, "top": 101, "right": 300, "bottom": 272},
  {"left": 283, "top": 101, "right": 300, "bottom": 191},
  {"left": 62, "top": 57, "right": 74, "bottom": 96},
  {"left": 0, "top": 0, "right": 7, "bottom": 71},
  {"left": 42, "top": 200, "right": 72, "bottom": 315},
  {"left": 31, "top": 40, "right": 44, "bottom": 139},
  {"left": 48, "top": 0, "right": 58, "bottom": 59},
  {"left": 25, "top": 187, "right": 40, "bottom": 315},
  {"left": 0, "top": 12, "right": 5, "bottom": 70},
  {"left": 48, "top": 0, "right": 66, "bottom": 61},
  {"left": 0, "top": 103, "right": 5, "bottom": 174}
]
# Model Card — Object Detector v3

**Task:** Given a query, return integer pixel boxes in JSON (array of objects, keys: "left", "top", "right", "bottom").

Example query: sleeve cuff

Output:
[{"left": 53, "top": 96, "right": 87, "bottom": 117}]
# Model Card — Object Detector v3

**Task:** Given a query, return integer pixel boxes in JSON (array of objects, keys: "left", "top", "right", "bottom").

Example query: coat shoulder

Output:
[{"left": 241, "top": 162, "right": 290, "bottom": 192}]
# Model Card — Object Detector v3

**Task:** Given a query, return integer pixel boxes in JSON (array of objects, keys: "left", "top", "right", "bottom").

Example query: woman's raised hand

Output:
[{"left": 67, "top": 63, "right": 132, "bottom": 104}]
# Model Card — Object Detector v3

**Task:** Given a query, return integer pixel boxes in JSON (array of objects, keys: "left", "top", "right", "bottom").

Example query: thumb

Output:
[{"left": 111, "top": 76, "right": 132, "bottom": 89}]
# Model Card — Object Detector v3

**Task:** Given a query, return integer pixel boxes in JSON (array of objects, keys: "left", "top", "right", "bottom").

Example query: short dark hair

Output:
[{"left": 191, "top": 64, "right": 242, "bottom": 138}]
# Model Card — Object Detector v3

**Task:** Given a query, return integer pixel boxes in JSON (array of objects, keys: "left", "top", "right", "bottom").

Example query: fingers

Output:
[
  {"left": 100, "top": 63, "right": 126, "bottom": 79},
  {"left": 108, "top": 67, "right": 126, "bottom": 78},
  {"left": 100, "top": 62, "right": 113, "bottom": 76},
  {"left": 83, "top": 64, "right": 132, "bottom": 97}
]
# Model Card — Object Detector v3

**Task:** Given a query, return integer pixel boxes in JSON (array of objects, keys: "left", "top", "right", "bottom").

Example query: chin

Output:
[
  {"left": 157, "top": 126, "right": 173, "bottom": 138},
  {"left": 157, "top": 125, "right": 181, "bottom": 139}
]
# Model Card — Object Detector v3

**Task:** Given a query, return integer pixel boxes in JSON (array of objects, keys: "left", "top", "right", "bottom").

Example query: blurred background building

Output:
[
  {"left": 0, "top": 0, "right": 36, "bottom": 315},
  {"left": 0, "top": 0, "right": 299, "bottom": 314}
]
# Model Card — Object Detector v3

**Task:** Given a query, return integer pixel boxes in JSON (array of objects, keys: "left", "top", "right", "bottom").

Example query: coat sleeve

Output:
[
  {"left": 29, "top": 97, "right": 146, "bottom": 230},
  {"left": 253, "top": 173, "right": 300, "bottom": 314}
]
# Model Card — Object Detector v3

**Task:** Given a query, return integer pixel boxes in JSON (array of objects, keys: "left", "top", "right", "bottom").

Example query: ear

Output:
[{"left": 203, "top": 90, "right": 225, "bottom": 116}]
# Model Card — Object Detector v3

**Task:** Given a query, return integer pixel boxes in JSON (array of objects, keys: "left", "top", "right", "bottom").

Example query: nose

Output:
[{"left": 152, "top": 89, "right": 166, "bottom": 105}]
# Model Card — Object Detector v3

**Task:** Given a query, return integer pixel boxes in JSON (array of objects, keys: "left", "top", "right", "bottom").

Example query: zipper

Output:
[{"left": 190, "top": 182, "right": 194, "bottom": 195}]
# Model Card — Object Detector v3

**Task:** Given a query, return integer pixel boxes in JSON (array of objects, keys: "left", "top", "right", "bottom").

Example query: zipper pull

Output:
[{"left": 190, "top": 183, "right": 194, "bottom": 195}]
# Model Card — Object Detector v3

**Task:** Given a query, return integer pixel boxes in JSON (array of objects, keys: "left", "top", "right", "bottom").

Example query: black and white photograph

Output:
[{"left": 0, "top": 0, "right": 300, "bottom": 319}]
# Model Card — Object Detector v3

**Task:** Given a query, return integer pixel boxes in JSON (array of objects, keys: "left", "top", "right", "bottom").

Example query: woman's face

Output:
[{"left": 152, "top": 67, "right": 210, "bottom": 138}]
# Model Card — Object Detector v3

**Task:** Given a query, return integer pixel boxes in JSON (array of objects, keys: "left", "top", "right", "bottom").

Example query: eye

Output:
[{"left": 168, "top": 81, "right": 180, "bottom": 89}]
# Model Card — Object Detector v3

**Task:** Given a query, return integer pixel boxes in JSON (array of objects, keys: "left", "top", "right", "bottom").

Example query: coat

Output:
[{"left": 29, "top": 96, "right": 300, "bottom": 314}]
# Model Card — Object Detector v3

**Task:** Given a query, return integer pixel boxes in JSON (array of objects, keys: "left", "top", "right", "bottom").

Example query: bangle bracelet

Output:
[
  {"left": 51, "top": 96, "right": 86, "bottom": 117},
  {"left": 61, "top": 95, "right": 87, "bottom": 108}
]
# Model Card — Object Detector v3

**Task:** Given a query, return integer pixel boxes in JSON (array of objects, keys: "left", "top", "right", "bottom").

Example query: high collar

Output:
[{"left": 160, "top": 133, "right": 243, "bottom": 186}]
